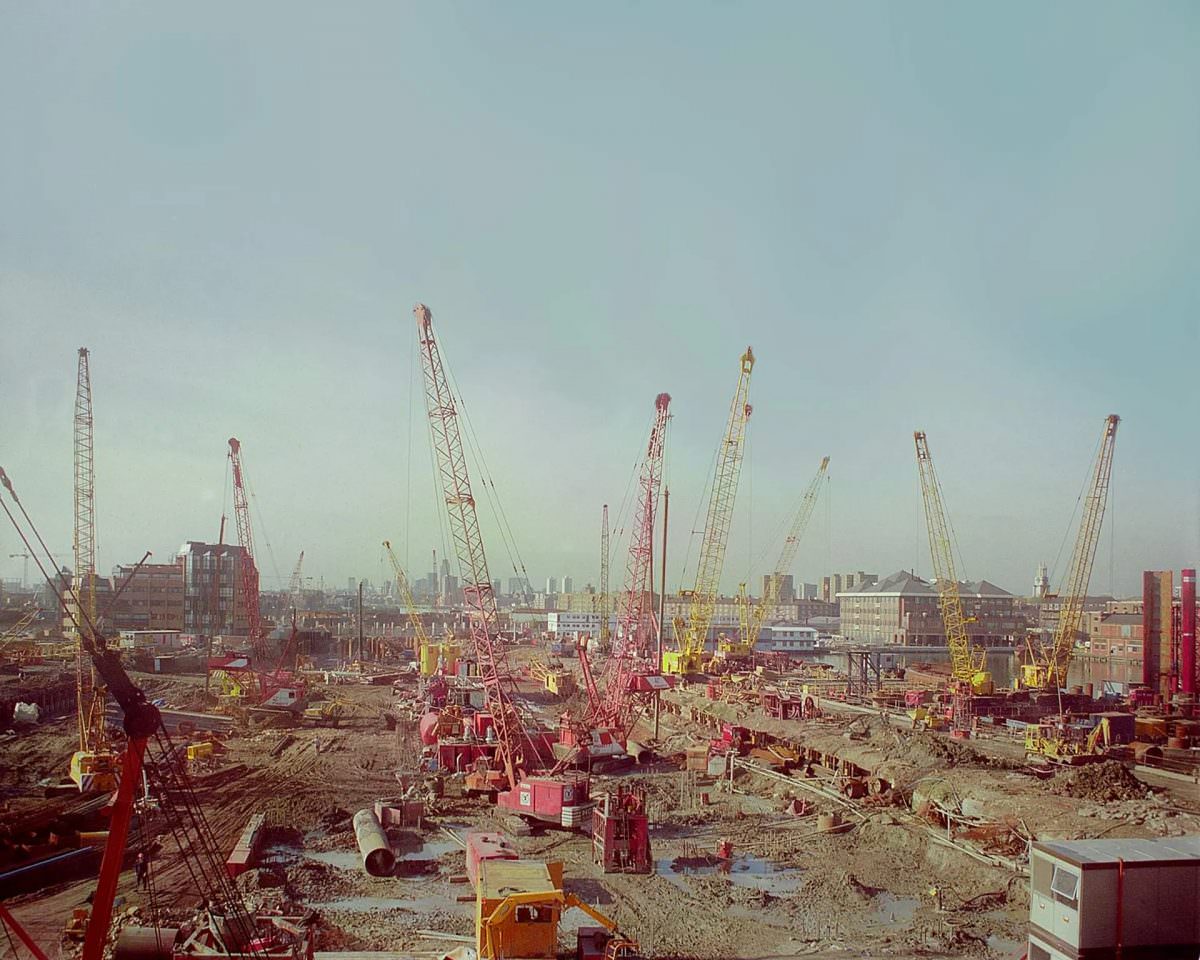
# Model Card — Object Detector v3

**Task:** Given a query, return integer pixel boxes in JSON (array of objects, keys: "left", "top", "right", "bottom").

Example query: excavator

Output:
[{"left": 478, "top": 889, "right": 640, "bottom": 960}]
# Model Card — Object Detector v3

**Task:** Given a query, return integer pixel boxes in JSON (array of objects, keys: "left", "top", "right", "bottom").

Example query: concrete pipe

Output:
[
  {"left": 625, "top": 740, "right": 653, "bottom": 765},
  {"left": 114, "top": 927, "right": 180, "bottom": 960},
  {"left": 353, "top": 808, "right": 396, "bottom": 877}
]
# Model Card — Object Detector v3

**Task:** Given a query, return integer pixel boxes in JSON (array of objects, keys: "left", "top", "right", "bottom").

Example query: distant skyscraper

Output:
[
  {"left": 508, "top": 576, "right": 528, "bottom": 597},
  {"left": 347, "top": 577, "right": 355, "bottom": 593},
  {"left": 562, "top": 576, "right": 574, "bottom": 594},
  {"left": 546, "top": 576, "right": 559, "bottom": 595},
  {"left": 492, "top": 579, "right": 501, "bottom": 597}
]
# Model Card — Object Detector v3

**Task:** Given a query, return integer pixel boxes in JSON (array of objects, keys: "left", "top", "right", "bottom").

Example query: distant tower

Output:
[
  {"left": 546, "top": 576, "right": 559, "bottom": 595},
  {"left": 562, "top": 576, "right": 574, "bottom": 594},
  {"left": 1033, "top": 563, "right": 1050, "bottom": 600}
]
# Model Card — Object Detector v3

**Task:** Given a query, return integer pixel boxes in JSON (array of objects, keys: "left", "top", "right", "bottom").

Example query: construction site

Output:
[{"left": 0, "top": 307, "right": 1197, "bottom": 960}]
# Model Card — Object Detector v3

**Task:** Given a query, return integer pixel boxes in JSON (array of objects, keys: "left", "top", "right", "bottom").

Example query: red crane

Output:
[
  {"left": 414, "top": 305, "right": 589, "bottom": 826},
  {"left": 227, "top": 438, "right": 264, "bottom": 653},
  {"left": 219, "top": 439, "right": 303, "bottom": 709},
  {"left": 591, "top": 392, "right": 672, "bottom": 741}
]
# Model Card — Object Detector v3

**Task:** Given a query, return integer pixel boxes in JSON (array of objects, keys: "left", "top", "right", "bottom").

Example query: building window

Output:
[{"left": 1050, "top": 865, "right": 1078, "bottom": 905}]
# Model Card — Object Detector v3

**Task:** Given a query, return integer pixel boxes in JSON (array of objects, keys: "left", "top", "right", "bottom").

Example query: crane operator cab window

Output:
[{"left": 515, "top": 905, "right": 551, "bottom": 924}]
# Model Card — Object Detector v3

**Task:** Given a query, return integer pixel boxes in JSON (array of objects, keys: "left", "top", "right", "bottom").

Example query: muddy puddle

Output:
[
  {"left": 655, "top": 855, "right": 805, "bottom": 895},
  {"left": 873, "top": 892, "right": 920, "bottom": 926}
]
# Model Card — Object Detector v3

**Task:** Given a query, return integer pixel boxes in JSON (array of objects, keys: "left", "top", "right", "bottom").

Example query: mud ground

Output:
[{"left": 1, "top": 668, "right": 1196, "bottom": 960}]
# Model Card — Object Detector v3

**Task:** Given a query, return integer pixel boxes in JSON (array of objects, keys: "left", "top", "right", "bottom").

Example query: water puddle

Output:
[
  {"left": 655, "top": 855, "right": 805, "bottom": 895},
  {"left": 874, "top": 892, "right": 920, "bottom": 926}
]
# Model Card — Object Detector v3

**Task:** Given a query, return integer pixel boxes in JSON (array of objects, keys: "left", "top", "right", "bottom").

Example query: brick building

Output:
[
  {"left": 107, "top": 561, "right": 185, "bottom": 632},
  {"left": 838, "top": 570, "right": 1023, "bottom": 648}
]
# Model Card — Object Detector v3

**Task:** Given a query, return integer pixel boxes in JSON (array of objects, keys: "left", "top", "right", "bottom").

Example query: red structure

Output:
[
  {"left": 414, "top": 304, "right": 590, "bottom": 828},
  {"left": 589, "top": 393, "right": 673, "bottom": 743},
  {"left": 465, "top": 831, "right": 518, "bottom": 888},
  {"left": 1182, "top": 568, "right": 1196, "bottom": 697},
  {"left": 591, "top": 784, "right": 651, "bottom": 874},
  {"left": 227, "top": 438, "right": 263, "bottom": 649}
]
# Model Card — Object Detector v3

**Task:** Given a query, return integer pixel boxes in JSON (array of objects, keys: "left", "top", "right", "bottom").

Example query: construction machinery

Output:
[
  {"left": 0, "top": 466, "right": 305, "bottom": 960},
  {"left": 384, "top": 539, "right": 457, "bottom": 675},
  {"left": 286, "top": 551, "right": 305, "bottom": 614},
  {"left": 469, "top": 842, "right": 639, "bottom": 960},
  {"left": 728, "top": 456, "right": 830, "bottom": 660},
  {"left": 414, "top": 303, "right": 592, "bottom": 827},
  {"left": 1025, "top": 715, "right": 1112, "bottom": 765},
  {"left": 588, "top": 393, "right": 674, "bottom": 745},
  {"left": 913, "top": 431, "right": 993, "bottom": 695},
  {"left": 663, "top": 348, "right": 754, "bottom": 675},
  {"left": 70, "top": 347, "right": 116, "bottom": 792},
  {"left": 214, "top": 438, "right": 306, "bottom": 714},
  {"left": 598, "top": 504, "right": 611, "bottom": 654},
  {"left": 1021, "top": 414, "right": 1120, "bottom": 690}
]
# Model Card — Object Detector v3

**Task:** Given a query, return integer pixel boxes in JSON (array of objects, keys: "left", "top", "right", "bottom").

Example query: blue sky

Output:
[{"left": 1, "top": 2, "right": 1196, "bottom": 598}]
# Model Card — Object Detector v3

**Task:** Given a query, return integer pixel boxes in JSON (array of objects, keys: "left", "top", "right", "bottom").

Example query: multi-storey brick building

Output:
[
  {"left": 178, "top": 541, "right": 250, "bottom": 636},
  {"left": 107, "top": 561, "right": 185, "bottom": 632},
  {"left": 838, "top": 570, "right": 1022, "bottom": 648}
]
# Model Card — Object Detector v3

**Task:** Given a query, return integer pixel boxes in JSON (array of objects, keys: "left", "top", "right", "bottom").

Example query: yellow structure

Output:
[
  {"left": 476, "top": 860, "right": 563, "bottom": 959},
  {"left": 1021, "top": 415, "right": 1120, "bottom": 690},
  {"left": 664, "top": 347, "right": 755, "bottom": 675},
  {"left": 475, "top": 858, "right": 633, "bottom": 960},
  {"left": 913, "top": 432, "right": 992, "bottom": 695},
  {"left": 730, "top": 456, "right": 829, "bottom": 658},
  {"left": 418, "top": 641, "right": 459, "bottom": 676}
]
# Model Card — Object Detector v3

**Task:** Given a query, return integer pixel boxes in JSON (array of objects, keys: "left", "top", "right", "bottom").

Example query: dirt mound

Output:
[{"left": 1053, "top": 761, "right": 1149, "bottom": 802}]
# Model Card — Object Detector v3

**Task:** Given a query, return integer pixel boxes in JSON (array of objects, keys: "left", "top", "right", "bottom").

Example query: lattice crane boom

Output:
[
  {"left": 737, "top": 456, "right": 829, "bottom": 648},
  {"left": 914, "top": 431, "right": 986, "bottom": 686},
  {"left": 665, "top": 348, "right": 754, "bottom": 674},
  {"left": 227, "top": 438, "right": 265, "bottom": 657},
  {"left": 73, "top": 347, "right": 106, "bottom": 755},
  {"left": 598, "top": 504, "right": 611, "bottom": 651},
  {"left": 1030, "top": 414, "right": 1120, "bottom": 688},
  {"left": 286, "top": 551, "right": 305, "bottom": 610},
  {"left": 414, "top": 304, "right": 536, "bottom": 790},
  {"left": 383, "top": 540, "right": 433, "bottom": 651},
  {"left": 592, "top": 393, "right": 671, "bottom": 736}
]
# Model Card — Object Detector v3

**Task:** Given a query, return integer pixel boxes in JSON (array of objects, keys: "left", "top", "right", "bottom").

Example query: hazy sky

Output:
[{"left": 1, "top": 2, "right": 1196, "bottom": 600}]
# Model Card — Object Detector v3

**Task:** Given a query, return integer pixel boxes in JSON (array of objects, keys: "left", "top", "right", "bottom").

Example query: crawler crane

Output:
[
  {"left": 663, "top": 348, "right": 754, "bottom": 675},
  {"left": 414, "top": 304, "right": 591, "bottom": 827},
  {"left": 1022, "top": 415, "right": 1120, "bottom": 690},
  {"left": 728, "top": 456, "right": 829, "bottom": 660},
  {"left": 914, "top": 431, "right": 992, "bottom": 695}
]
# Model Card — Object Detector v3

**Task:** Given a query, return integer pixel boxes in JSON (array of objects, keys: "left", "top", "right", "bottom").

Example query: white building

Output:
[
  {"left": 546, "top": 611, "right": 617, "bottom": 637},
  {"left": 546, "top": 576, "right": 559, "bottom": 595},
  {"left": 1028, "top": 836, "right": 1200, "bottom": 959}
]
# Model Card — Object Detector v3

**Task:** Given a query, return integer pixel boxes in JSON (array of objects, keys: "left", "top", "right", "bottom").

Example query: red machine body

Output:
[
  {"left": 465, "top": 831, "right": 519, "bottom": 889},
  {"left": 591, "top": 784, "right": 651, "bottom": 874}
]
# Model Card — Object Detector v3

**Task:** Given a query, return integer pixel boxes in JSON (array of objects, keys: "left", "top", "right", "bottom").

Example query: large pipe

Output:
[
  {"left": 353, "top": 808, "right": 395, "bottom": 877},
  {"left": 114, "top": 927, "right": 180, "bottom": 960},
  {"left": 1182, "top": 569, "right": 1196, "bottom": 696}
]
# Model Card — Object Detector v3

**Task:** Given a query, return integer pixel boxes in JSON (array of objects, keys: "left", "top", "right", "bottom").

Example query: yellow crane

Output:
[
  {"left": 662, "top": 347, "right": 755, "bottom": 675},
  {"left": 729, "top": 456, "right": 830, "bottom": 658},
  {"left": 1022, "top": 414, "right": 1119, "bottom": 689},
  {"left": 914, "top": 431, "right": 992, "bottom": 694},
  {"left": 383, "top": 539, "right": 454, "bottom": 676},
  {"left": 70, "top": 347, "right": 115, "bottom": 792}
]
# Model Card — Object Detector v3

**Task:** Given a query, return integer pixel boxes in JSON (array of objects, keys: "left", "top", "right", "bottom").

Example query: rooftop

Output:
[{"left": 837, "top": 570, "right": 1013, "bottom": 599}]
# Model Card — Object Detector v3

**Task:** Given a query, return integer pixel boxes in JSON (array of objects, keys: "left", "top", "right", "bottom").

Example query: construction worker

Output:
[{"left": 134, "top": 851, "right": 149, "bottom": 891}]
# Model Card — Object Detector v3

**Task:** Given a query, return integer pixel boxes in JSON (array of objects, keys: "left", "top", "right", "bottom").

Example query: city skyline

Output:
[{"left": 1, "top": 4, "right": 1195, "bottom": 600}]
